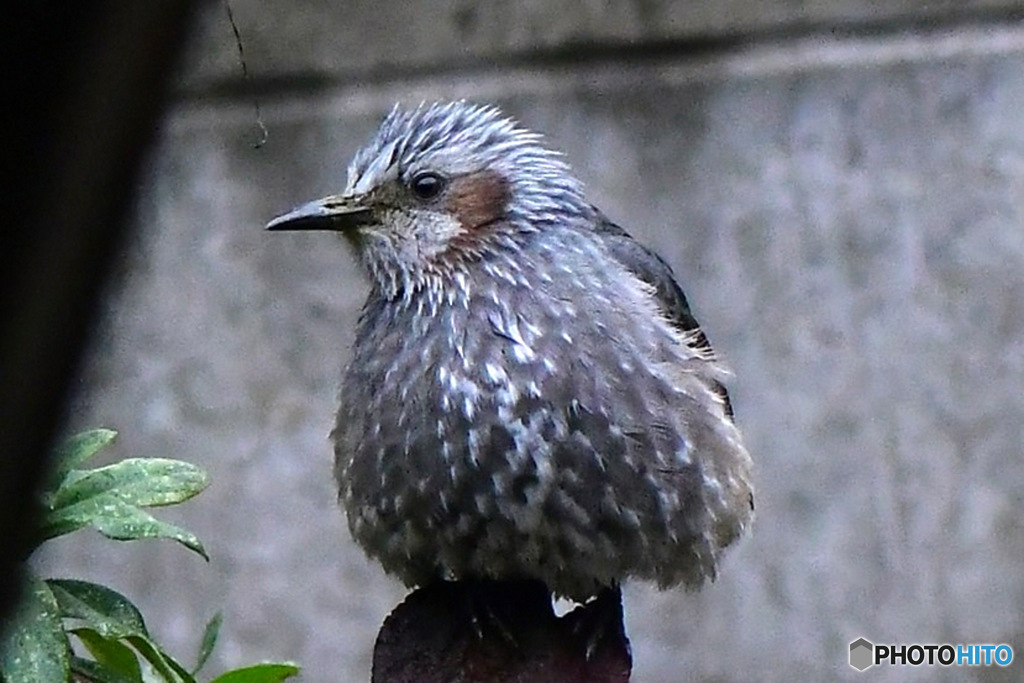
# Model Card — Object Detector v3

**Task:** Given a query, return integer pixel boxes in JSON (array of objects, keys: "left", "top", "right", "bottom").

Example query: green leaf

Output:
[
  {"left": 71, "top": 654, "right": 140, "bottom": 683},
  {"left": 71, "top": 629, "right": 142, "bottom": 682},
  {"left": 0, "top": 576, "right": 70, "bottom": 683},
  {"left": 209, "top": 663, "right": 301, "bottom": 683},
  {"left": 126, "top": 636, "right": 195, "bottom": 683},
  {"left": 50, "top": 579, "right": 149, "bottom": 639},
  {"left": 92, "top": 504, "right": 208, "bottom": 560},
  {"left": 193, "top": 612, "right": 222, "bottom": 674},
  {"left": 51, "top": 458, "right": 209, "bottom": 510},
  {"left": 47, "top": 429, "right": 118, "bottom": 493},
  {"left": 41, "top": 492, "right": 208, "bottom": 559},
  {"left": 40, "top": 456, "right": 210, "bottom": 554}
]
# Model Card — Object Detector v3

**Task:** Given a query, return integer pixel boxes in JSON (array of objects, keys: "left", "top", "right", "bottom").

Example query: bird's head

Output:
[{"left": 267, "top": 101, "right": 588, "bottom": 299}]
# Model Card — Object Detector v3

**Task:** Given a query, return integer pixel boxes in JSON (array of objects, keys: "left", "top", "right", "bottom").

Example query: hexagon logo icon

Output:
[{"left": 849, "top": 638, "right": 874, "bottom": 671}]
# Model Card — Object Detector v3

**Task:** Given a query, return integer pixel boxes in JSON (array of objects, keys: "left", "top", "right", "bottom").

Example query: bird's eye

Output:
[{"left": 410, "top": 171, "right": 446, "bottom": 201}]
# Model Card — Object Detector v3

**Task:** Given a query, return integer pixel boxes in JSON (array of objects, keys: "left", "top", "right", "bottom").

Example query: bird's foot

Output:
[
  {"left": 465, "top": 585, "right": 520, "bottom": 650},
  {"left": 568, "top": 583, "right": 628, "bottom": 661},
  {"left": 461, "top": 579, "right": 551, "bottom": 653}
]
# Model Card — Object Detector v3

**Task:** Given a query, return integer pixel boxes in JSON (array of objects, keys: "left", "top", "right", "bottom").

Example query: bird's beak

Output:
[{"left": 266, "top": 194, "right": 375, "bottom": 232}]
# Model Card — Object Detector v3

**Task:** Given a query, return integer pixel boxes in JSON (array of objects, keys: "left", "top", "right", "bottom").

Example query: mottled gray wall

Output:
[{"left": 41, "top": 2, "right": 1024, "bottom": 681}]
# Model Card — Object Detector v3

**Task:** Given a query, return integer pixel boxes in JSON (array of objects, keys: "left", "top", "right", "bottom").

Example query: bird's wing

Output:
[{"left": 590, "top": 208, "right": 734, "bottom": 418}]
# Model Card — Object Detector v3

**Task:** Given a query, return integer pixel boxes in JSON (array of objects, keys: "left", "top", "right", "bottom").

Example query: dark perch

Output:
[{"left": 372, "top": 581, "right": 631, "bottom": 683}]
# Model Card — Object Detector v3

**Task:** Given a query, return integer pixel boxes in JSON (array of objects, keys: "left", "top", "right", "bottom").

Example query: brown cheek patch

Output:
[{"left": 444, "top": 170, "right": 510, "bottom": 231}]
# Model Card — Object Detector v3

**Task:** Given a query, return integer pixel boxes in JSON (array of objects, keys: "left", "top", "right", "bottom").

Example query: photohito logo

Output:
[{"left": 849, "top": 638, "right": 1014, "bottom": 671}]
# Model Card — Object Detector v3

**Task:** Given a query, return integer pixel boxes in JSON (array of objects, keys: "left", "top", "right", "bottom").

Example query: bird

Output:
[{"left": 268, "top": 101, "right": 753, "bottom": 603}]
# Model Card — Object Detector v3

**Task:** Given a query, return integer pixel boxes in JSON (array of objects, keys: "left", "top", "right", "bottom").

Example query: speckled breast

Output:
[{"left": 332, "top": 232, "right": 751, "bottom": 599}]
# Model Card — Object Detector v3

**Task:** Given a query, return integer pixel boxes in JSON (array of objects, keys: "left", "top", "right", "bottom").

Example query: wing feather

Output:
[{"left": 590, "top": 209, "right": 734, "bottom": 418}]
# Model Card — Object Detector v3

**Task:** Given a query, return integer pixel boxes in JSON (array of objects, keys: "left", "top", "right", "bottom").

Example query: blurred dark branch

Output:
[{"left": 0, "top": 3, "right": 204, "bottom": 624}]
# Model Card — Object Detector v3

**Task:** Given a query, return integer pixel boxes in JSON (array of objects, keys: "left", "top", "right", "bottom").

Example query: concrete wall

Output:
[{"left": 42, "top": 2, "right": 1024, "bottom": 681}]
